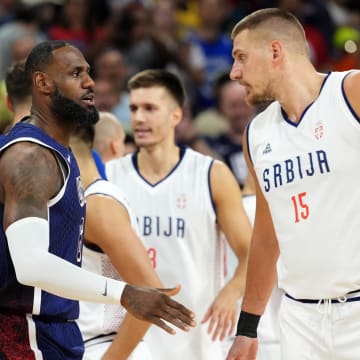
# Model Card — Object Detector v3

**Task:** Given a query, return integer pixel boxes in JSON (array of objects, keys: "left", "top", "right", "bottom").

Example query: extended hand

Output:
[
  {"left": 226, "top": 335, "right": 258, "bottom": 360},
  {"left": 201, "top": 286, "right": 238, "bottom": 341},
  {"left": 120, "top": 284, "right": 196, "bottom": 334}
]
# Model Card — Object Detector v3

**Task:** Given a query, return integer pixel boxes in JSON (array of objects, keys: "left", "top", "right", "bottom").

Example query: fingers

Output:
[
  {"left": 148, "top": 316, "right": 176, "bottom": 335},
  {"left": 165, "top": 295, "right": 196, "bottom": 326},
  {"left": 202, "top": 307, "right": 235, "bottom": 341}
]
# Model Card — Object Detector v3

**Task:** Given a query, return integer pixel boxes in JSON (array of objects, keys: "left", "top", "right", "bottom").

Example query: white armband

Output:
[{"left": 6, "top": 217, "right": 126, "bottom": 305}]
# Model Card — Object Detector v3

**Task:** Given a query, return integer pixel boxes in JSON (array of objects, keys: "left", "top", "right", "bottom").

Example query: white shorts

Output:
[
  {"left": 83, "top": 338, "right": 152, "bottom": 360},
  {"left": 280, "top": 292, "right": 360, "bottom": 359}
]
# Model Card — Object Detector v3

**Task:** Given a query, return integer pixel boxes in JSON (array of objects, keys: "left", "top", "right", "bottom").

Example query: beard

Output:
[{"left": 50, "top": 86, "right": 99, "bottom": 127}]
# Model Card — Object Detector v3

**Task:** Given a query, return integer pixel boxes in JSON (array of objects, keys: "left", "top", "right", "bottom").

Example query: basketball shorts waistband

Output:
[{"left": 285, "top": 289, "right": 360, "bottom": 304}]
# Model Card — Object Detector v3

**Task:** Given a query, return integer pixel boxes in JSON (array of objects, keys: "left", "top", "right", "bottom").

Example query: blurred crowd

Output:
[{"left": 1, "top": 0, "right": 360, "bottom": 158}]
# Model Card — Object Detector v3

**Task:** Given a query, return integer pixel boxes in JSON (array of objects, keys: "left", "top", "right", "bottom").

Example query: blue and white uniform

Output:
[
  {"left": 0, "top": 122, "right": 86, "bottom": 359},
  {"left": 106, "top": 147, "right": 225, "bottom": 360}
]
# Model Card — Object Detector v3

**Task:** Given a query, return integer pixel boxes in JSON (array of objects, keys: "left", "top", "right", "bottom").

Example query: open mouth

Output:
[{"left": 81, "top": 94, "right": 95, "bottom": 106}]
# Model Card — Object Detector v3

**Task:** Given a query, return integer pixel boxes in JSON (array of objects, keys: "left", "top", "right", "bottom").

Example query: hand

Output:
[
  {"left": 120, "top": 284, "right": 196, "bottom": 334},
  {"left": 226, "top": 335, "right": 258, "bottom": 360},
  {"left": 201, "top": 286, "right": 239, "bottom": 341}
]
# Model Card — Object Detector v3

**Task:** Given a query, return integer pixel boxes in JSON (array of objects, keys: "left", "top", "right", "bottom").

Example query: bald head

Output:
[
  {"left": 94, "top": 112, "right": 125, "bottom": 162},
  {"left": 231, "top": 8, "right": 308, "bottom": 56}
]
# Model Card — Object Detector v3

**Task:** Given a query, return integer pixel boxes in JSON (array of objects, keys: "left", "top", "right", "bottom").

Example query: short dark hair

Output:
[
  {"left": 128, "top": 69, "right": 186, "bottom": 108},
  {"left": 24, "top": 40, "right": 70, "bottom": 81},
  {"left": 5, "top": 60, "right": 31, "bottom": 105}
]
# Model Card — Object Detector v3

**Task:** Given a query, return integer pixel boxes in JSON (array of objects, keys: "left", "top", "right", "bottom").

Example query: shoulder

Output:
[
  {"left": 105, "top": 154, "right": 133, "bottom": 178},
  {"left": 1, "top": 141, "right": 58, "bottom": 171},
  {"left": 0, "top": 141, "right": 62, "bottom": 210},
  {"left": 342, "top": 70, "right": 360, "bottom": 118}
]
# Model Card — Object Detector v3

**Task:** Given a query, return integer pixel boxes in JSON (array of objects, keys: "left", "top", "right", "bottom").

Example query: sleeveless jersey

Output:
[
  {"left": 0, "top": 121, "right": 86, "bottom": 359},
  {"left": 0, "top": 121, "right": 85, "bottom": 318},
  {"left": 247, "top": 71, "right": 360, "bottom": 299},
  {"left": 78, "top": 179, "right": 138, "bottom": 344},
  {"left": 106, "top": 147, "right": 225, "bottom": 360}
]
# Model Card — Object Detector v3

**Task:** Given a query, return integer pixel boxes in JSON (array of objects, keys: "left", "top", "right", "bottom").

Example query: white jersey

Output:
[
  {"left": 77, "top": 179, "right": 138, "bottom": 345},
  {"left": 106, "top": 147, "right": 225, "bottom": 360},
  {"left": 247, "top": 71, "right": 360, "bottom": 299}
]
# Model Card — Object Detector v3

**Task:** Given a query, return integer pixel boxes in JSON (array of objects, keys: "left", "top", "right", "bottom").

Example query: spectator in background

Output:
[
  {"left": 276, "top": 0, "right": 336, "bottom": 69},
  {"left": 47, "top": 0, "right": 106, "bottom": 61},
  {"left": 204, "top": 74, "right": 256, "bottom": 188},
  {"left": 150, "top": 0, "right": 206, "bottom": 110},
  {"left": 175, "top": 102, "right": 221, "bottom": 159},
  {"left": 186, "top": 0, "right": 234, "bottom": 112},
  {"left": 93, "top": 48, "right": 131, "bottom": 133},
  {"left": 0, "top": 0, "right": 17, "bottom": 26},
  {"left": 0, "top": 3, "right": 47, "bottom": 80}
]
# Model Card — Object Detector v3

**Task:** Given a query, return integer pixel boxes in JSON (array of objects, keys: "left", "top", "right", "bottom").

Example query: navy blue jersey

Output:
[{"left": 0, "top": 121, "right": 86, "bottom": 320}]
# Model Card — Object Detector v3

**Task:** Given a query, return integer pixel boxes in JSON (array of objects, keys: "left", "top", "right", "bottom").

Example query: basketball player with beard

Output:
[{"left": 0, "top": 41, "right": 195, "bottom": 360}]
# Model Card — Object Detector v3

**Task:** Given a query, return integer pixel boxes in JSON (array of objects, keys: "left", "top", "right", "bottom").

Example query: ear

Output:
[
  {"left": 5, "top": 95, "right": 13, "bottom": 113},
  {"left": 33, "top": 71, "right": 52, "bottom": 95},
  {"left": 110, "top": 139, "right": 117, "bottom": 156},
  {"left": 172, "top": 107, "right": 183, "bottom": 127},
  {"left": 271, "top": 40, "right": 283, "bottom": 63}
]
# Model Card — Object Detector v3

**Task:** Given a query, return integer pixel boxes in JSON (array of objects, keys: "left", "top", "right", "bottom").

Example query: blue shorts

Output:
[{"left": 0, "top": 312, "right": 84, "bottom": 359}]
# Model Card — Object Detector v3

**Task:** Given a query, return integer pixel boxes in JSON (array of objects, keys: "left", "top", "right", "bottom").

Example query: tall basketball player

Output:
[
  {"left": 0, "top": 41, "right": 195, "bottom": 360},
  {"left": 106, "top": 69, "right": 252, "bottom": 360},
  {"left": 227, "top": 8, "right": 360, "bottom": 360}
]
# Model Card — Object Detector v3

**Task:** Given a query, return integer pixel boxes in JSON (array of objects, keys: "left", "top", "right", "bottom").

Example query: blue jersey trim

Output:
[
  {"left": 131, "top": 146, "right": 187, "bottom": 187},
  {"left": 341, "top": 72, "right": 360, "bottom": 124},
  {"left": 245, "top": 120, "right": 253, "bottom": 166},
  {"left": 207, "top": 160, "right": 216, "bottom": 215},
  {"left": 280, "top": 72, "right": 332, "bottom": 127}
]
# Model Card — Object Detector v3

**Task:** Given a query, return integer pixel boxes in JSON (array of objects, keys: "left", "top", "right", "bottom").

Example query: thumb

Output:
[{"left": 157, "top": 284, "right": 181, "bottom": 297}]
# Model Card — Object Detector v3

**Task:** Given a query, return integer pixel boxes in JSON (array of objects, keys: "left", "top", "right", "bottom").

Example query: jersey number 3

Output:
[
  {"left": 291, "top": 192, "right": 309, "bottom": 223},
  {"left": 147, "top": 247, "right": 157, "bottom": 268}
]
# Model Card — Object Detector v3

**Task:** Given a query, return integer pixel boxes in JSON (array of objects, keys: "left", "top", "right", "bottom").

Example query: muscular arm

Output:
[
  {"left": 0, "top": 142, "right": 195, "bottom": 337},
  {"left": 0, "top": 142, "right": 125, "bottom": 303},
  {"left": 84, "top": 194, "right": 164, "bottom": 359},
  {"left": 1, "top": 142, "right": 62, "bottom": 225},
  {"left": 201, "top": 160, "right": 252, "bottom": 341}
]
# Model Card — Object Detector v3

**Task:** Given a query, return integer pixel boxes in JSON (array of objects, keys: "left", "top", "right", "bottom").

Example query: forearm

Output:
[
  {"left": 102, "top": 314, "right": 151, "bottom": 360},
  {"left": 224, "top": 255, "right": 248, "bottom": 299},
  {"left": 241, "top": 234, "right": 279, "bottom": 315},
  {"left": 6, "top": 217, "right": 125, "bottom": 305}
]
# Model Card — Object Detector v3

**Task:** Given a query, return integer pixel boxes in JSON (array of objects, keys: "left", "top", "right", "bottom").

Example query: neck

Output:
[
  {"left": 29, "top": 108, "right": 74, "bottom": 148},
  {"left": 137, "top": 143, "right": 180, "bottom": 184},
  {"left": 277, "top": 61, "right": 326, "bottom": 123}
]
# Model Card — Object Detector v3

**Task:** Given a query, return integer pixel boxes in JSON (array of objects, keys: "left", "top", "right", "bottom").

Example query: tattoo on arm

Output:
[{"left": 0, "top": 142, "right": 63, "bottom": 227}]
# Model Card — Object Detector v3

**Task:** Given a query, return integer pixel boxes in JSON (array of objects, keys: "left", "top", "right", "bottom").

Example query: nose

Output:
[
  {"left": 83, "top": 73, "right": 95, "bottom": 89},
  {"left": 229, "top": 62, "right": 242, "bottom": 81},
  {"left": 130, "top": 108, "right": 146, "bottom": 124}
]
